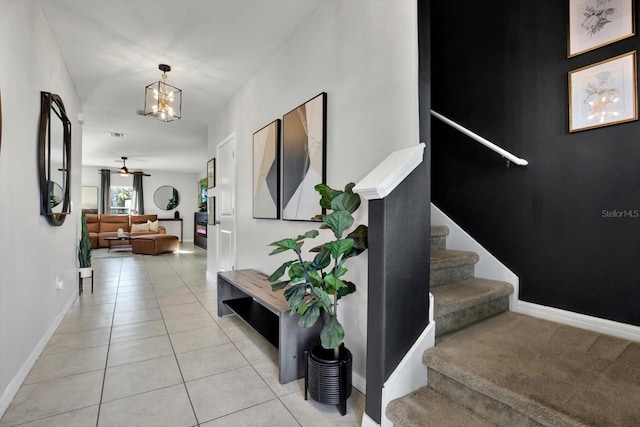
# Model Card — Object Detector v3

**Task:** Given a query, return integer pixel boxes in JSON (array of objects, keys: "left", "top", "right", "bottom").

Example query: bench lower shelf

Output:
[
  {"left": 217, "top": 269, "right": 323, "bottom": 384},
  {"left": 223, "top": 297, "right": 279, "bottom": 348}
]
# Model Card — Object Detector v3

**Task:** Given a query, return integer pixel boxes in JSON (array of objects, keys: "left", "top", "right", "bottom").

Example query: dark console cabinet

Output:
[{"left": 194, "top": 212, "right": 207, "bottom": 249}]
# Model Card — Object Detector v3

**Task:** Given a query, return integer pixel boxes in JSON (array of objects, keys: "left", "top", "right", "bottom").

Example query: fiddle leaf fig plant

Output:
[{"left": 268, "top": 183, "right": 368, "bottom": 350}]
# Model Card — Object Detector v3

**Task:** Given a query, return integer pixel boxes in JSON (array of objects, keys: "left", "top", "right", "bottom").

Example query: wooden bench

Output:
[{"left": 217, "top": 269, "right": 321, "bottom": 384}]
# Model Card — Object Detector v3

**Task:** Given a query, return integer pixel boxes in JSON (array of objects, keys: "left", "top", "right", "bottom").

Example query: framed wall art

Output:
[
  {"left": 207, "top": 158, "right": 215, "bottom": 189},
  {"left": 208, "top": 196, "right": 215, "bottom": 224},
  {"left": 568, "top": 0, "right": 635, "bottom": 57},
  {"left": 252, "top": 119, "right": 280, "bottom": 219},
  {"left": 282, "top": 92, "right": 326, "bottom": 221},
  {"left": 569, "top": 51, "right": 637, "bottom": 132}
]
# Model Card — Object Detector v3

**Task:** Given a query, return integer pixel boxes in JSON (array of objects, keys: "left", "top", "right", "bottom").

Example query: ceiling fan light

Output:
[{"left": 144, "top": 64, "right": 181, "bottom": 122}]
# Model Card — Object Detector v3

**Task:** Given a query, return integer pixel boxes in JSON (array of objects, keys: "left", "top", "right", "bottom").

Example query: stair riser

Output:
[
  {"left": 431, "top": 236, "right": 446, "bottom": 251},
  {"left": 435, "top": 296, "right": 509, "bottom": 337},
  {"left": 427, "top": 370, "right": 543, "bottom": 427},
  {"left": 431, "top": 264, "right": 475, "bottom": 287}
]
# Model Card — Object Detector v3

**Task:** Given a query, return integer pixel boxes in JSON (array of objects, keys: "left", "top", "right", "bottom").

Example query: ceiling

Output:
[{"left": 39, "top": 0, "right": 322, "bottom": 174}]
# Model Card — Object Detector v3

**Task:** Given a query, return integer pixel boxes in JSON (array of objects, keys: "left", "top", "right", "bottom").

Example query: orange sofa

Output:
[{"left": 86, "top": 214, "right": 166, "bottom": 249}]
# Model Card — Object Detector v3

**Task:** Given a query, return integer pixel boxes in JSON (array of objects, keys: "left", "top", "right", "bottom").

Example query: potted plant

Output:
[
  {"left": 78, "top": 211, "right": 92, "bottom": 278},
  {"left": 268, "top": 183, "right": 368, "bottom": 415}
]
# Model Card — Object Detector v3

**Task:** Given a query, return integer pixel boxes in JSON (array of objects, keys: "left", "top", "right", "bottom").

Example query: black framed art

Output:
[
  {"left": 207, "top": 158, "right": 215, "bottom": 189},
  {"left": 208, "top": 196, "right": 215, "bottom": 224},
  {"left": 252, "top": 119, "right": 280, "bottom": 219},
  {"left": 282, "top": 92, "right": 326, "bottom": 221}
]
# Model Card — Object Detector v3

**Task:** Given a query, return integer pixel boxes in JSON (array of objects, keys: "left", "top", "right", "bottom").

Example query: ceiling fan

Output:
[{"left": 106, "top": 157, "right": 150, "bottom": 177}]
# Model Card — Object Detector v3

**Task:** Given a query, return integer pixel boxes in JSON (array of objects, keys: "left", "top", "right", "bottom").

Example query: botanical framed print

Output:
[
  {"left": 282, "top": 92, "right": 326, "bottom": 221},
  {"left": 253, "top": 119, "right": 280, "bottom": 219},
  {"left": 568, "top": 0, "right": 635, "bottom": 57},
  {"left": 569, "top": 51, "right": 637, "bottom": 132},
  {"left": 207, "top": 158, "right": 215, "bottom": 188}
]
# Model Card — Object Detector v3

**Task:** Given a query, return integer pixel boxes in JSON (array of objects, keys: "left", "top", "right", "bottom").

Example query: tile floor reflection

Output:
[{"left": 0, "top": 244, "right": 365, "bottom": 426}]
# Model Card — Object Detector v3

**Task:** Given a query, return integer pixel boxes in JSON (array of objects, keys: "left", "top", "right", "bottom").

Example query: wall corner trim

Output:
[{"left": 353, "top": 143, "right": 425, "bottom": 200}]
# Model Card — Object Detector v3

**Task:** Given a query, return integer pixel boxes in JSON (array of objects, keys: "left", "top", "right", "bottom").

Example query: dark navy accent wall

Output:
[
  {"left": 365, "top": 160, "right": 431, "bottom": 423},
  {"left": 364, "top": 2, "right": 431, "bottom": 423},
  {"left": 428, "top": 0, "right": 640, "bottom": 325}
]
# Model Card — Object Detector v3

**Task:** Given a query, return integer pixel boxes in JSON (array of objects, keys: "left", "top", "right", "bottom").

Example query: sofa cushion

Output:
[
  {"left": 99, "top": 215, "right": 130, "bottom": 233},
  {"left": 148, "top": 220, "right": 159, "bottom": 232},
  {"left": 86, "top": 214, "right": 99, "bottom": 234},
  {"left": 131, "top": 222, "right": 150, "bottom": 232},
  {"left": 89, "top": 233, "right": 99, "bottom": 249},
  {"left": 130, "top": 228, "right": 166, "bottom": 238},
  {"left": 131, "top": 214, "right": 158, "bottom": 224}
]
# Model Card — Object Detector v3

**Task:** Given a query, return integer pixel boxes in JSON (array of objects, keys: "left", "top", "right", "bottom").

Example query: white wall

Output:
[
  {"left": 0, "top": 0, "right": 83, "bottom": 414},
  {"left": 207, "top": 0, "right": 419, "bottom": 391},
  {"left": 81, "top": 165, "right": 201, "bottom": 242}
]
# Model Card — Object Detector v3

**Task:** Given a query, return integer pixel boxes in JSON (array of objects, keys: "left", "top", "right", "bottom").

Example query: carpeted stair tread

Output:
[
  {"left": 430, "top": 225, "right": 449, "bottom": 238},
  {"left": 424, "top": 312, "right": 640, "bottom": 427},
  {"left": 430, "top": 226, "right": 449, "bottom": 251},
  {"left": 430, "top": 250, "right": 479, "bottom": 286},
  {"left": 432, "top": 278, "right": 513, "bottom": 317},
  {"left": 386, "top": 387, "right": 496, "bottom": 427},
  {"left": 431, "top": 250, "right": 479, "bottom": 269}
]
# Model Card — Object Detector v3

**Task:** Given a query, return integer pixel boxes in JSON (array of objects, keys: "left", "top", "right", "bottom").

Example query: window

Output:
[{"left": 110, "top": 186, "right": 133, "bottom": 214}]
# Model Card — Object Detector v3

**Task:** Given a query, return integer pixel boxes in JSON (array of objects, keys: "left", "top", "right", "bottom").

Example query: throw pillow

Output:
[
  {"left": 148, "top": 220, "right": 159, "bottom": 232},
  {"left": 131, "top": 222, "right": 149, "bottom": 232}
]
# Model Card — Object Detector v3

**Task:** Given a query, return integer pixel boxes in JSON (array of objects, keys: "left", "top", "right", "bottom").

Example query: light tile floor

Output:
[{"left": 0, "top": 244, "right": 365, "bottom": 427}]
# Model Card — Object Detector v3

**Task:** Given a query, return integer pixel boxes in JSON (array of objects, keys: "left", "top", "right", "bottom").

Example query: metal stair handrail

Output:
[{"left": 431, "top": 110, "right": 529, "bottom": 167}]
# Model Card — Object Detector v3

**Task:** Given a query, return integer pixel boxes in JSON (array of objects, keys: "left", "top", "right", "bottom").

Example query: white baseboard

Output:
[
  {"left": 378, "top": 294, "right": 435, "bottom": 427},
  {"left": 513, "top": 300, "right": 640, "bottom": 343},
  {"left": 0, "top": 291, "right": 77, "bottom": 418}
]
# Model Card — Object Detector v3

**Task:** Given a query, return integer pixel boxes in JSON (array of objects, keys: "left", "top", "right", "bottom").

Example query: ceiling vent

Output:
[{"left": 109, "top": 132, "right": 126, "bottom": 138}]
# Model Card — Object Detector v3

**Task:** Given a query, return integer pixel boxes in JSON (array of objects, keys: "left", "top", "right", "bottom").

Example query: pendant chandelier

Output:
[{"left": 144, "top": 64, "right": 182, "bottom": 122}]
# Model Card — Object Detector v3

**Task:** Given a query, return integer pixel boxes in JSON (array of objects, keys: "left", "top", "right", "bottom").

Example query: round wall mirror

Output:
[
  {"left": 48, "top": 182, "right": 64, "bottom": 208},
  {"left": 154, "top": 185, "right": 180, "bottom": 210},
  {"left": 38, "top": 91, "right": 71, "bottom": 226}
]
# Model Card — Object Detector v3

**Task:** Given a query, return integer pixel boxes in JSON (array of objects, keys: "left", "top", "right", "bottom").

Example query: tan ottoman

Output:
[{"left": 131, "top": 234, "right": 179, "bottom": 255}]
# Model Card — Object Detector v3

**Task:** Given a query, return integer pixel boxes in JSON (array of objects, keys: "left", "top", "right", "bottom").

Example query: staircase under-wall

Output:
[{"left": 386, "top": 226, "right": 640, "bottom": 427}]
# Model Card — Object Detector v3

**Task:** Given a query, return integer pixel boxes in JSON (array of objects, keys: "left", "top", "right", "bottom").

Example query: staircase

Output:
[
  {"left": 386, "top": 227, "right": 640, "bottom": 427},
  {"left": 430, "top": 225, "right": 513, "bottom": 337}
]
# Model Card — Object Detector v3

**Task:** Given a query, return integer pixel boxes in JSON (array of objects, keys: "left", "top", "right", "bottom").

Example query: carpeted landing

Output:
[{"left": 387, "top": 312, "right": 640, "bottom": 426}]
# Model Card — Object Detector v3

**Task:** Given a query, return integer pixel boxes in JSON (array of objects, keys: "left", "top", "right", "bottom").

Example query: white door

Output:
[{"left": 216, "top": 134, "right": 236, "bottom": 272}]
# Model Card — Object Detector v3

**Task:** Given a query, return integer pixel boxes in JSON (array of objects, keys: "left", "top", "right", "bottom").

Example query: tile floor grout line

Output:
[
  {"left": 3, "top": 247, "right": 348, "bottom": 426},
  {"left": 95, "top": 257, "right": 124, "bottom": 427},
  {"left": 203, "top": 277, "right": 304, "bottom": 425},
  {"left": 149, "top": 260, "right": 202, "bottom": 427},
  {"left": 6, "top": 403, "right": 99, "bottom": 427}
]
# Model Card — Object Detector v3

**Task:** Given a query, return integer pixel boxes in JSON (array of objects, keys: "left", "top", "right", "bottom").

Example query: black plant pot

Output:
[{"left": 305, "top": 344, "right": 353, "bottom": 416}]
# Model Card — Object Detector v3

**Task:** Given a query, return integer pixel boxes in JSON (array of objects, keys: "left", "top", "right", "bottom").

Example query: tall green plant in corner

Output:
[
  {"left": 78, "top": 211, "right": 92, "bottom": 269},
  {"left": 268, "top": 183, "right": 368, "bottom": 351}
]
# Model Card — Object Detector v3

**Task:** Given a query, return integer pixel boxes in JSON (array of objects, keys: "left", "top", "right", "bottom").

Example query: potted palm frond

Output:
[
  {"left": 78, "top": 211, "right": 92, "bottom": 278},
  {"left": 268, "top": 183, "right": 368, "bottom": 415}
]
